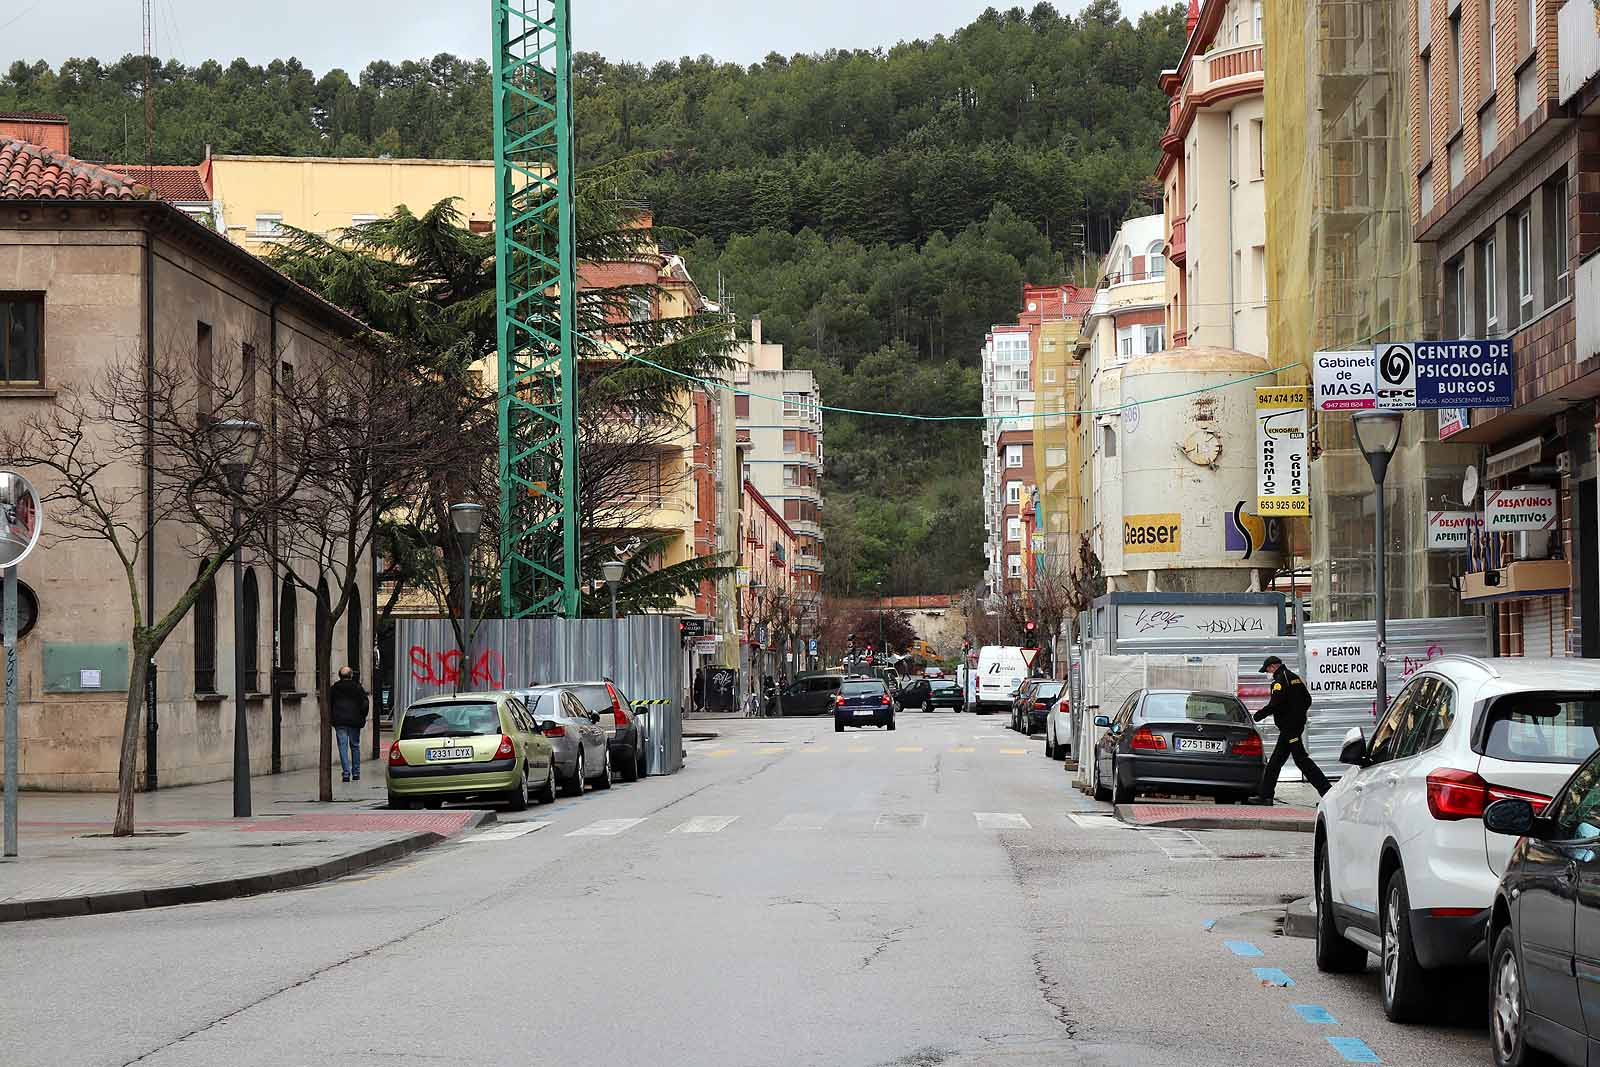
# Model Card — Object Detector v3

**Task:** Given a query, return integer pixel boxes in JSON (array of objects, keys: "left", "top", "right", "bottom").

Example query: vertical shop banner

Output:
[
  {"left": 1256, "top": 387, "right": 1310, "bottom": 516},
  {"left": 1312, "top": 350, "right": 1376, "bottom": 411}
]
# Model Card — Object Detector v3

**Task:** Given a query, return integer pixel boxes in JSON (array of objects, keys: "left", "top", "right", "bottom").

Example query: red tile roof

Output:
[
  {"left": 0, "top": 137, "right": 149, "bottom": 201},
  {"left": 104, "top": 164, "right": 210, "bottom": 202}
]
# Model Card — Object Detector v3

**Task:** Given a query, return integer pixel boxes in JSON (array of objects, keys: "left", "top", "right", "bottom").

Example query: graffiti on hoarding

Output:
[
  {"left": 408, "top": 645, "right": 507, "bottom": 690},
  {"left": 1401, "top": 644, "right": 1444, "bottom": 680}
]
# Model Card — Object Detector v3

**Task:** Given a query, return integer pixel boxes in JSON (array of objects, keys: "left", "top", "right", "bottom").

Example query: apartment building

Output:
[
  {"left": 981, "top": 324, "right": 1036, "bottom": 595},
  {"left": 1161, "top": 0, "right": 1269, "bottom": 356}
]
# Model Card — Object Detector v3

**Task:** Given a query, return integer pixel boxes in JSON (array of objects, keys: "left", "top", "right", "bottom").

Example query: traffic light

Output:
[{"left": 1023, "top": 620, "right": 1038, "bottom": 648}]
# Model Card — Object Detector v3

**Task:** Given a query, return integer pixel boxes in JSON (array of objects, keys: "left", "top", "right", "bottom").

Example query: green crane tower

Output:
[{"left": 492, "top": 0, "right": 580, "bottom": 618}]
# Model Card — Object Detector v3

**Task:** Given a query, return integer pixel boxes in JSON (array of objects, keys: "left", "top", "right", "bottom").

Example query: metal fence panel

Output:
[{"left": 393, "top": 617, "right": 685, "bottom": 775}]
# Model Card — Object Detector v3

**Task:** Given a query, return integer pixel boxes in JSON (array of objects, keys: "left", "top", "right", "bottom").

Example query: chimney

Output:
[
  {"left": 751, "top": 317, "right": 763, "bottom": 346},
  {"left": 1186, "top": 0, "right": 1199, "bottom": 33},
  {"left": 0, "top": 112, "right": 69, "bottom": 154}
]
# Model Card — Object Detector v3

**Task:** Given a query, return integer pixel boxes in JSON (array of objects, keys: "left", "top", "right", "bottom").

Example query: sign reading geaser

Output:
[
  {"left": 1256, "top": 387, "right": 1309, "bottom": 516},
  {"left": 1123, "top": 513, "right": 1181, "bottom": 554},
  {"left": 1483, "top": 488, "right": 1558, "bottom": 532}
]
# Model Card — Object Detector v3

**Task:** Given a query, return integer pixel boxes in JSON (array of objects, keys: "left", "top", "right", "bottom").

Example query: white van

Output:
[{"left": 973, "top": 646, "right": 1028, "bottom": 714}]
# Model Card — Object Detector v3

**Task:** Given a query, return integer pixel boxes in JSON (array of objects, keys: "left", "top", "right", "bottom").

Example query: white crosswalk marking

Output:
[
  {"left": 974, "top": 812, "right": 1030, "bottom": 830},
  {"left": 565, "top": 818, "right": 647, "bottom": 837},
  {"left": 874, "top": 812, "right": 927, "bottom": 830},
  {"left": 776, "top": 813, "right": 831, "bottom": 831},
  {"left": 1065, "top": 812, "right": 1132, "bottom": 831},
  {"left": 1142, "top": 828, "right": 1216, "bottom": 860},
  {"left": 464, "top": 821, "right": 549, "bottom": 842},
  {"left": 670, "top": 816, "right": 739, "bottom": 834}
]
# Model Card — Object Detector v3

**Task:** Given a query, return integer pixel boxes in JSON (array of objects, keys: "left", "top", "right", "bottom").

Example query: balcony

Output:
[
  {"left": 1191, "top": 43, "right": 1264, "bottom": 97},
  {"left": 1167, "top": 215, "right": 1186, "bottom": 265},
  {"left": 1561, "top": 0, "right": 1600, "bottom": 105},
  {"left": 794, "top": 555, "right": 824, "bottom": 575},
  {"left": 789, "top": 518, "right": 822, "bottom": 539}
]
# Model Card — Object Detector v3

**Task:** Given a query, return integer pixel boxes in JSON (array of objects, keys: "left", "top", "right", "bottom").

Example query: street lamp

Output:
[
  {"left": 1353, "top": 410, "right": 1405, "bottom": 712},
  {"left": 214, "top": 418, "right": 262, "bottom": 819},
  {"left": 448, "top": 503, "right": 484, "bottom": 686},
  {"left": 602, "top": 557, "right": 626, "bottom": 620}
]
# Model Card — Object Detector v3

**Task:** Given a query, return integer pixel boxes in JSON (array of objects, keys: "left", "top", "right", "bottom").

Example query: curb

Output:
[
  {"left": 683, "top": 732, "right": 720, "bottom": 741},
  {"left": 1282, "top": 895, "right": 1316, "bottom": 939},
  {"left": 0, "top": 809, "right": 495, "bottom": 923},
  {"left": 1113, "top": 804, "right": 1316, "bottom": 834}
]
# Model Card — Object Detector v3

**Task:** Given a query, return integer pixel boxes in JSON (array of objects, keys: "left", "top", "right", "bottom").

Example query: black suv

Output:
[{"left": 834, "top": 678, "right": 897, "bottom": 732}]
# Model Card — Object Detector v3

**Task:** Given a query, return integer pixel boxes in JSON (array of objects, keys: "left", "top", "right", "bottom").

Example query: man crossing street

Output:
[{"left": 1246, "top": 655, "right": 1331, "bottom": 805}]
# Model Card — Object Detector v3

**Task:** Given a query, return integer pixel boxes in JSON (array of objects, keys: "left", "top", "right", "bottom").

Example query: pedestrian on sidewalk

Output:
[
  {"left": 1247, "top": 655, "right": 1331, "bottom": 805},
  {"left": 329, "top": 666, "right": 369, "bottom": 783}
]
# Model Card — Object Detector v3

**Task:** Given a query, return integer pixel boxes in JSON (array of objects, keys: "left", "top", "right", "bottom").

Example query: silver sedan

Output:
[{"left": 514, "top": 687, "right": 612, "bottom": 797}]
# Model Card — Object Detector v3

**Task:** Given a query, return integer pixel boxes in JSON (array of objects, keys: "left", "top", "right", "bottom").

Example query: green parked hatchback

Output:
[{"left": 386, "top": 691, "right": 557, "bottom": 811}]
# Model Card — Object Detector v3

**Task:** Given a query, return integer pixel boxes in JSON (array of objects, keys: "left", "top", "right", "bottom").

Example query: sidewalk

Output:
[
  {"left": 0, "top": 762, "right": 491, "bottom": 922},
  {"left": 1112, "top": 782, "right": 1321, "bottom": 833}
]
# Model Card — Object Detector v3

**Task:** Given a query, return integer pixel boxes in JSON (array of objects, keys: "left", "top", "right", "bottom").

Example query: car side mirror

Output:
[
  {"left": 589, "top": 712, "right": 601, "bottom": 724},
  {"left": 1484, "top": 798, "right": 1536, "bottom": 838},
  {"left": 1338, "top": 727, "right": 1368, "bottom": 767},
  {"left": 1093, "top": 715, "right": 1111, "bottom": 728}
]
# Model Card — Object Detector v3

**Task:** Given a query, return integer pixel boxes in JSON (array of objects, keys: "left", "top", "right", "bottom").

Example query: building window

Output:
[
  {"left": 1483, "top": 0, "right": 1497, "bottom": 93},
  {"left": 783, "top": 430, "right": 797, "bottom": 453},
  {"left": 1451, "top": 257, "right": 1468, "bottom": 336},
  {"left": 1449, "top": 135, "right": 1465, "bottom": 187},
  {"left": 1421, "top": 54, "right": 1432, "bottom": 146},
  {"left": 1479, "top": 107, "right": 1497, "bottom": 161},
  {"left": 1254, "top": 0, "right": 1263, "bottom": 40},
  {"left": 1005, "top": 445, "right": 1024, "bottom": 468},
  {"left": 1450, "top": 12, "right": 1463, "bottom": 129},
  {"left": 1520, "top": 0, "right": 1534, "bottom": 52},
  {"left": 783, "top": 392, "right": 805, "bottom": 417},
  {"left": 734, "top": 393, "right": 750, "bottom": 418},
  {"left": 1483, "top": 235, "right": 1500, "bottom": 336},
  {"left": 1517, "top": 61, "right": 1536, "bottom": 121},
  {"left": 241, "top": 569, "right": 259, "bottom": 693},
  {"left": 347, "top": 586, "right": 362, "bottom": 678},
  {"left": 1143, "top": 325, "right": 1165, "bottom": 353},
  {"left": 1516, "top": 209, "right": 1534, "bottom": 324},
  {"left": 1117, "top": 331, "right": 1134, "bottom": 359},
  {"left": 1045, "top": 446, "right": 1068, "bottom": 467},
  {"left": 1418, "top": 0, "right": 1431, "bottom": 47},
  {"left": 194, "top": 564, "right": 217, "bottom": 693},
  {"left": 1249, "top": 119, "right": 1265, "bottom": 179},
  {"left": 277, "top": 577, "right": 297, "bottom": 689},
  {"left": 0, "top": 295, "right": 42, "bottom": 384},
  {"left": 350, "top": 213, "right": 380, "bottom": 228},
  {"left": 315, "top": 578, "right": 332, "bottom": 689},
  {"left": 1147, "top": 241, "right": 1166, "bottom": 277},
  {"left": 1006, "top": 481, "right": 1023, "bottom": 505},
  {"left": 628, "top": 289, "right": 651, "bottom": 322},
  {"left": 254, "top": 213, "right": 283, "bottom": 237},
  {"left": 1042, "top": 367, "right": 1058, "bottom": 384},
  {"left": 1420, "top": 166, "right": 1436, "bottom": 215},
  {"left": 242, "top": 342, "right": 257, "bottom": 419},
  {"left": 1007, "top": 554, "right": 1023, "bottom": 579},
  {"left": 196, "top": 321, "right": 214, "bottom": 422},
  {"left": 1549, "top": 176, "right": 1571, "bottom": 301},
  {"left": 1007, "top": 517, "right": 1023, "bottom": 542},
  {"left": 783, "top": 465, "right": 798, "bottom": 486}
]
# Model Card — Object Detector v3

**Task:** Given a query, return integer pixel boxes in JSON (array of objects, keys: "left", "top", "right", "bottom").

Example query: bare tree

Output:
[{"left": 0, "top": 343, "right": 309, "bottom": 835}]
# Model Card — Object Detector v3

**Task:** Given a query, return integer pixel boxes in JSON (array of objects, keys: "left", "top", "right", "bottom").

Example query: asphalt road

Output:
[{"left": 3, "top": 712, "right": 1489, "bottom": 1066}]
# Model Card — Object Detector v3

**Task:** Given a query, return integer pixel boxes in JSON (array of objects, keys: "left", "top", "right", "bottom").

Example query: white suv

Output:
[{"left": 1314, "top": 655, "right": 1600, "bottom": 1021}]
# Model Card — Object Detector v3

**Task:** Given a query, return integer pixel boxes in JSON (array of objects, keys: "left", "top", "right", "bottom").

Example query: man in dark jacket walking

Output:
[
  {"left": 1247, "top": 655, "right": 1331, "bottom": 804},
  {"left": 329, "top": 666, "right": 369, "bottom": 783}
]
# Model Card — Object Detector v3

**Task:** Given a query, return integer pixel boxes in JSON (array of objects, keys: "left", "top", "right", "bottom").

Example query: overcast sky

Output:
[{"left": 8, "top": 0, "right": 1174, "bottom": 73}]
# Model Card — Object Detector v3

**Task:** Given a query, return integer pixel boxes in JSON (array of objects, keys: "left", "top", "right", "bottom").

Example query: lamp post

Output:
[
  {"left": 602, "top": 557, "right": 625, "bottom": 621},
  {"left": 1353, "top": 411, "right": 1405, "bottom": 713},
  {"left": 215, "top": 418, "right": 262, "bottom": 819},
  {"left": 449, "top": 503, "right": 484, "bottom": 687}
]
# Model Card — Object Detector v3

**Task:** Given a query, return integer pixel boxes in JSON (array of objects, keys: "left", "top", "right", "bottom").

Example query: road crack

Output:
[
  {"left": 860, "top": 922, "right": 913, "bottom": 970},
  {"left": 1032, "top": 949, "right": 1081, "bottom": 1039}
]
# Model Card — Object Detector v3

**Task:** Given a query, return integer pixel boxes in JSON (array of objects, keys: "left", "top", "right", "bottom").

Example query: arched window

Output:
[
  {"left": 278, "top": 577, "right": 298, "bottom": 689},
  {"left": 1119, "top": 246, "right": 1133, "bottom": 281},
  {"left": 193, "top": 564, "right": 217, "bottom": 693},
  {"left": 315, "top": 577, "right": 332, "bottom": 689},
  {"left": 241, "top": 569, "right": 260, "bottom": 693},
  {"left": 1148, "top": 240, "right": 1166, "bottom": 278},
  {"left": 347, "top": 586, "right": 363, "bottom": 679}
]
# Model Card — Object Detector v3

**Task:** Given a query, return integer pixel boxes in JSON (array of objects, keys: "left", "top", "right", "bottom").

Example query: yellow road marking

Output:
[
  {"left": 950, "top": 746, "right": 976, "bottom": 753},
  {"left": 895, "top": 746, "right": 924, "bottom": 752},
  {"left": 803, "top": 746, "right": 829, "bottom": 753},
  {"left": 847, "top": 746, "right": 869, "bottom": 753},
  {"left": 999, "top": 748, "right": 1027, "bottom": 755},
  {"left": 707, "top": 748, "right": 737, "bottom": 758}
]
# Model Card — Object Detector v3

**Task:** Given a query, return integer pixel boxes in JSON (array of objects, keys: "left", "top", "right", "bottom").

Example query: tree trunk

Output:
[
  {"left": 113, "top": 649, "right": 152, "bottom": 836},
  {"left": 316, "top": 626, "right": 333, "bottom": 802}
]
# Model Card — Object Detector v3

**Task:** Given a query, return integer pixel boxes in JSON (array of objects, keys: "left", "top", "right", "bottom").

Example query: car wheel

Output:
[
  {"left": 1111, "top": 774, "right": 1134, "bottom": 806},
  {"left": 888, "top": 718, "right": 897, "bottom": 731},
  {"left": 620, "top": 746, "right": 641, "bottom": 783},
  {"left": 593, "top": 747, "right": 613, "bottom": 790},
  {"left": 386, "top": 792, "right": 414, "bottom": 810},
  {"left": 1490, "top": 925, "right": 1545, "bottom": 1066},
  {"left": 924, "top": 702, "right": 932, "bottom": 713},
  {"left": 505, "top": 768, "right": 530, "bottom": 812},
  {"left": 1043, "top": 732, "right": 1056, "bottom": 759},
  {"left": 1315, "top": 841, "right": 1367, "bottom": 973},
  {"left": 422, "top": 798, "right": 443, "bottom": 810},
  {"left": 1381, "top": 868, "right": 1430, "bottom": 1022},
  {"left": 533, "top": 763, "right": 557, "bottom": 804},
  {"left": 835, "top": 720, "right": 844, "bottom": 733},
  {"left": 1093, "top": 755, "right": 1112, "bottom": 802},
  {"left": 562, "top": 752, "right": 585, "bottom": 798}
]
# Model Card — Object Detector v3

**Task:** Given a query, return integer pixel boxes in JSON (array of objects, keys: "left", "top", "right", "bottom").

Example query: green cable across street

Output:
[{"left": 575, "top": 329, "right": 1302, "bottom": 422}]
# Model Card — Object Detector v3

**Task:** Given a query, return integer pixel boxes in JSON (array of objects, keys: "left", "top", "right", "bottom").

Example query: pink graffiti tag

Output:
[
  {"left": 1401, "top": 644, "right": 1445, "bottom": 679},
  {"left": 408, "top": 646, "right": 506, "bottom": 689}
]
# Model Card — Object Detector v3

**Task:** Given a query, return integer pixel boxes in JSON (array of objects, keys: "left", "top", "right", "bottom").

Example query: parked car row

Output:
[
  {"left": 386, "top": 678, "right": 647, "bottom": 810},
  {"left": 1310, "top": 655, "right": 1600, "bottom": 1065},
  {"left": 1010, "top": 679, "right": 1063, "bottom": 736}
]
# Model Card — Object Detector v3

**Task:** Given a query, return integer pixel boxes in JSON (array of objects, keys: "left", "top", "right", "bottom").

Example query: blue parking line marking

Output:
[
  {"left": 1326, "top": 1036, "right": 1380, "bottom": 1063},
  {"left": 1292, "top": 1004, "right": 1337, "bottom": 1024},
  {"left": 1223, "top": 939, "right": 1264, "bottom": 957},
  {"left": 1202, "top": 918, "right": 1217, "bottom": 930},
  {"left": 1252, "top": 967, "right": 1296, "bottom": 986}
]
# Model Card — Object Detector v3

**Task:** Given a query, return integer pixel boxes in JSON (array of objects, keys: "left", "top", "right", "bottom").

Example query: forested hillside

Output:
[{"left": 0, "top": 0, "right": 1185, "bottom": 595}]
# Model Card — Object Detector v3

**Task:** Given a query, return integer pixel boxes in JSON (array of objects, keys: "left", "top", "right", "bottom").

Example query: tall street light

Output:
[
  {"left": 602, "top": 557, "right": 626, "bottom": 621},
  {"left": 215, "top": 418, "right": 262, "bottom": 819},
  {"left": 449, "top": 503, "right": 484, "bottom": 688},
  {"left": 1353, "top": 411, "right": 1404, "bottom": 713}
]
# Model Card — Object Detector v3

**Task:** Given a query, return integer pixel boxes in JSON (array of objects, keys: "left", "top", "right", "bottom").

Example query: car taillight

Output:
[
  {"left": 1035, "top": 698, "right": 1051, "bottom": 707},
  {"left": 1233, "top": 734, "right": 1263, "bottom": 757},
  {"left": 835, "top": 694, "right": 845, "bottom": 706},
  {"left": 881, "top": 694, "right": 891, "bottom": 705},
  {"left": 1426, "top": 767, "right": 1551, "bottom": 820},
  {"left": 496, "top": 734, "right": 515, "bottom": 759},
  {"left": 609, "top": 684, "right": 630, "bottom": 727},
  {"left": 1129, "top": 726, "right": 1166, "bottom": 751},
  {"left": 388, "top": 742, "right": 407, "bottom": 766},
  {"left": 543, "top": 724, "right": 566, "bottom": 737}
]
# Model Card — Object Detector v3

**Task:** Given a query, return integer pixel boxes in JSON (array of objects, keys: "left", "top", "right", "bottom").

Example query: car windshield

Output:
[
  {"left": 1140, "top": 693, "right": 1249, "bottom": 724},
  {"left": 931, "top": 680, "right": 959, "bottom": 692},
  {"left": 571, "top": 684, "right": 614, "bottom": 714},
  {"left": 843, "top": 681, "right": 885, "bottom": 696},
  {"left": 1033, "top": 682, "right": 1064, "bottom": 700},
  {"left": 1484, "top": 693, "right": 1600, "bottom": 764},
  {"left": 400, "top": 701, "right": 501, "bottom": 738},
  {"left": 518, "top": 692, "right": 573, "bottom": 719}
]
